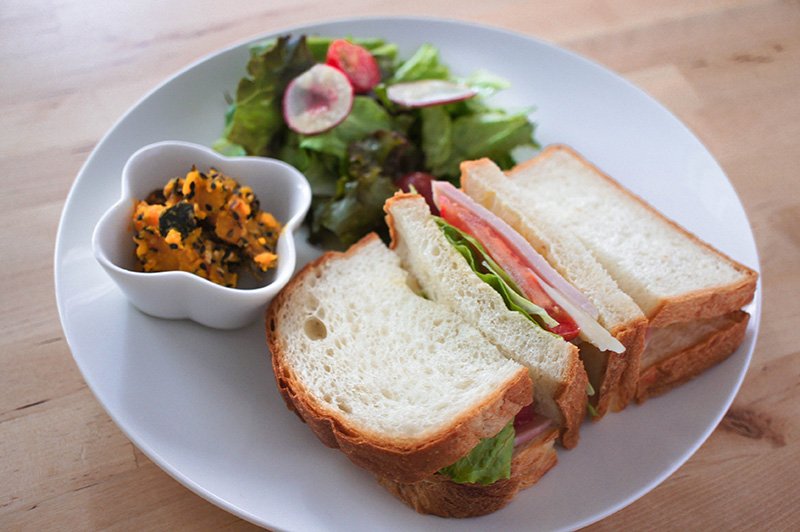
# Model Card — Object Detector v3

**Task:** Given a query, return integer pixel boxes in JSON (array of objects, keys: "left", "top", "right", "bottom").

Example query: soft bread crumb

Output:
[{"left": 271, "top": 236, "right": 525, "bottom": 442}]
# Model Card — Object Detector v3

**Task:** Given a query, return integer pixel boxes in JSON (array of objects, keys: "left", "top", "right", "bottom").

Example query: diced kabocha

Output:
[{"left": 131, "top": 166, "right": 282, "bottom": 288}]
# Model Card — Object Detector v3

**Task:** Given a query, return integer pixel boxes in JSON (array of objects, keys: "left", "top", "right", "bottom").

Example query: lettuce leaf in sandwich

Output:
[
  {"left": 439, "top": 421, "right": 515, "bottom": 485},
  {"left": 435, "top": 217, "right": 558, "bottom": 331}
]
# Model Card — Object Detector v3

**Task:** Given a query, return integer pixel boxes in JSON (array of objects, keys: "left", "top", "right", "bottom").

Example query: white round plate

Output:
[{"left": 55, "top": 17, "right": 761, "bottom": 532}]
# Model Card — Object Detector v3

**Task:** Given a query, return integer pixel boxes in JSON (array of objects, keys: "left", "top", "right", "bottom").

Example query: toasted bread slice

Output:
[
  {"left": 637, "top": 310, "right": 750, "bottom": 401},
  {"left": 505, "top": 145, "right": 758, "bottom": 328},
  {"left": 377, "top": 428, "right": 558, "bottom": 517},
  {"left": 385, "top": 194, "right": 587, "bottom": 448},
  {"left": 267, "top": 234, "right": 532, "bottom": 483},
  {"left": 460, "top": 159, "right": 646, "bottom": 415}
]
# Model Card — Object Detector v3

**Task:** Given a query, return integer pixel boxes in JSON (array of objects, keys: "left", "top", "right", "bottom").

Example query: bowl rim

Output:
[{"left": 91, "top": 140, "right": 312, "bottom": 297}]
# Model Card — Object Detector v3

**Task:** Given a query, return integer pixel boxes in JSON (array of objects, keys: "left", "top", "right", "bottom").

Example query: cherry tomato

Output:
[{"left": 325, "top": 39, "right": 381, "bottom": 94}]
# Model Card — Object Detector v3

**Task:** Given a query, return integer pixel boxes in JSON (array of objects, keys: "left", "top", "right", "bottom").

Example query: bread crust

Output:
[
  {"left": 510, "top": 145, "right": 759, "bottom": 328},
  {"left": 644, "top": 277, "right": 756, "bottom": 328},
  {"left": 553, "top": 343, "right": 587, "bottom": 449},
  {"left": 636, "top": 311, "right": 749, "bottom": 402},
  {"left": 384, "top": 191, "right": 418, "bottom": 251},
  {"left": 376, "top": 428, "right": 558, "bottom": 517},
  {"left": 266, "top": 233, "right": 534, "bottom": 483},
  {"left": 602, "top": 316, "right": 648, "bottom": 413}
]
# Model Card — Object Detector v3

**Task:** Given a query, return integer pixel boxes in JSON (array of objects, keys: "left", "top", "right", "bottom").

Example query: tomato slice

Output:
[{"left": 438, "top": 194, "right": 580, "bottom": 340}]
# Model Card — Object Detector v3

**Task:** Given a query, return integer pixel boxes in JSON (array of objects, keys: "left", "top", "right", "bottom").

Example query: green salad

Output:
[{"left": 214, "top": 34, "right": 539, "bottom": 249}]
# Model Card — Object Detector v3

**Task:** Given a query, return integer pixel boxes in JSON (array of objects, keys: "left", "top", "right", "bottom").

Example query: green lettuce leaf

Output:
[
  {"left": 346, "top": 130, "right": 421, "bottom": 181},
  {"left": 298, "top": 96, "right": 394, "bottom": 159},
  {"left": 436, "top": 218, "right": 558, "bottom": 329},
  {"left": 311, "top": 130, "right": 420, "bottom": 247},
  {"left": 248, "top": 38, "right": 276, "bottom": 57},
  {"left": 276, "top": 132, "right": 341, "bottom": 197},
  {"left": 454, "top": 111, "right": 537, "bottom": 158},
  {"left": 211, "top": 136, "right": 247, "bottom": 157},
  {"left": 439, "top": 421, "right": 515, "bottom": 485},
  {"left": 461, "top": 69, "right": 511, "bottom": 98},
  {"left": 222, "top": 35, "right": 316, "bottom": 156},
  {"left": 311, "top": 173, "right": 397, "bottom": 249},
  {"left": 211, "top": 101, "right": 247, "bottom": 156},
  {"left": 389, "top": 43, "right": 450, "bottom": 83},
  {"left": 419, "top": 106, "right": 452, "bottom": 173},
  {"left": 428, "top": 110, "right": 538, "bottom": 177}
]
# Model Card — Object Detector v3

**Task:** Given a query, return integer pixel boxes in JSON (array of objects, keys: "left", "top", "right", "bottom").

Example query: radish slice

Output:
[
  {"left": 386, "top": 80, "right": 477, "bottom": 108},
  {"left": 283, "top": 64, "right": 354, "bottom": 135},
  {"left": 432, "top": 182, "right": 599, "bottom": 318}
]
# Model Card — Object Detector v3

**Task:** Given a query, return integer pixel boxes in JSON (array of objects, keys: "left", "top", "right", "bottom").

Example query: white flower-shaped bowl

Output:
[{"left": 92, "top": 141, "right": 311, "bottom": 329}]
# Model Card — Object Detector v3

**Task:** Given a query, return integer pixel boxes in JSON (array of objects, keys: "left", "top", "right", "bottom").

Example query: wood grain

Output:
[{"left": 2, "top": 0, "right": 799, "bottom": 529}]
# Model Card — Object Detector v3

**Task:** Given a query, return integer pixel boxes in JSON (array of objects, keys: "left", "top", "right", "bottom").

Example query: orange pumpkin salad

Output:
[{"left": 132, "top": 166, "right": 282, "bottom": 288}]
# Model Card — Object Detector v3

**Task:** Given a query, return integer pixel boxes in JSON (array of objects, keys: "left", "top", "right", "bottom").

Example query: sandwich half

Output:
[
  {"left": 385, "top": 192, "right": 615, "bottom": 447},
  {"left": 460, "top": 157, "right": 646, "bottom": 415},
  {"left": 462, "top": 145, "right": 758, "bottom": 402},
  {"left": 267, "top": 233, "right": 559, "bottom": 516}
]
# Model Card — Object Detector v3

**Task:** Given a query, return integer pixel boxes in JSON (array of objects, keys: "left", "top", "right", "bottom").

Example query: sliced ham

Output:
[
  {"left": 513, "top": 405, "right": 555, "bottom": 447},
  {"left": 432, "top": 181, "right": 625, "bottom": 353},
  {"left": 432, "top": 181, "right": 598, "bottom": 318}
]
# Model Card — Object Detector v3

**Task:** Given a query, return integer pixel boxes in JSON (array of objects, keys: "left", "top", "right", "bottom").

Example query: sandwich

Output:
[
  {"left": 265, "top": 143, "right": 757, "bottom": 517},
  {"left": 266, "top": 234, "right": 559, "bottom": 517},
  {"left": 385, "top": 190, "right": 628, "bottom": 444},
  {"left": 460, "top": 145, "right": 758, "bottom": 402}
]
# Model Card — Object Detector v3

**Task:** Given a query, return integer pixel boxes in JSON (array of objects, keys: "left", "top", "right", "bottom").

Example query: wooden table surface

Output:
[{"left": 2, "top": 0, "right": 799, "bottom": 529}]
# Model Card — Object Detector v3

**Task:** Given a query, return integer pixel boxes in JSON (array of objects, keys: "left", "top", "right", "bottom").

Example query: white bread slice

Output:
[
  {"left": 505, "top": 145, "right": 758, "bottom": 328},
  {"left": 384, "top": 194, "right": 587, "bottom": 448},
  {"left": 637, "top": 310, "right": 749, "bottom": 400},
  {"left": 460, "top": 159, "right": 647, "bottom": 415},
  {"left": 377, "top": 427, "right": 558, "bottom": 517},
  {"left": 267, "top": 234, "right": 532, "bottom": 483}
]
